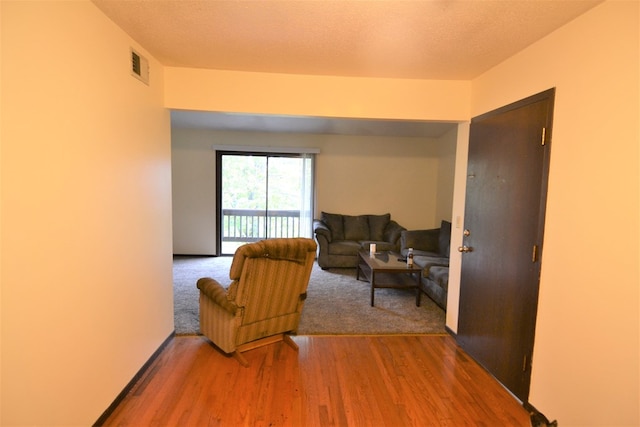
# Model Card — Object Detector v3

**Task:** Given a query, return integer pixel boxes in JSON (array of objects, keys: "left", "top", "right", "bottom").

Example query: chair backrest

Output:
[{"left": 226, "top": 238, "right": 317, "bottom": 325}]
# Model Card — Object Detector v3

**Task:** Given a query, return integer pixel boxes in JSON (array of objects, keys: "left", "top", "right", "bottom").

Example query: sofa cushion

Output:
[
  {"left": 402, "top": 229, "right": 440, "bottom": 253},
  {"left": 427, "top": 266, "right": 449, "bottom": 290},
  {"left": 321, "top": 212, "right": 345, "bottom": 241},
  {"left": 412, "top": 249, "right": 441, "bottom": 257},
  {"left": 384, "top": 220, "right": 405, "bottom": 246},
  {"left": 367, "top": 214, "right": 390, "bottom": 241},
  {"left": 328, "top": 240, "right": 362, "bottom": 256},
  {"left": 344, "top": 215, "right": 370, "bottom": 241},
  {"left": 439, "top": 220, "right": 452, "bottom": 257},
  {"left": 413, "top": 255, "right": 449, "bottom": 277}
]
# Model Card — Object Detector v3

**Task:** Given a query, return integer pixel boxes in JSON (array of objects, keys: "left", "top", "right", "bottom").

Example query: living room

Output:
[
  {"left": 1, "top": 1, "right": 638, "bottom": 426},
  {"left": 171, "top": 122, "right": 458, "bottom": 256}
]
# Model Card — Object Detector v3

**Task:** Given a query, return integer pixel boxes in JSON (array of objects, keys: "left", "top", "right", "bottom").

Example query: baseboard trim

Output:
[
  {"left": 93, "top": 331, "right": 175, "bottom": 426},
  {"left": 173, "top": 253, "right": 219, "bottom": 257},
  {"left": 445, "top": 325, "right": 457, "bottom": 338},
  {"left": 524, "top": 402, "right": 558, "bottom": 426}
]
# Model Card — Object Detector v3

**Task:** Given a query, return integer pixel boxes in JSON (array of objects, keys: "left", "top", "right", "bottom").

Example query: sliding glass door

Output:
[{"left": 217, "top": 151, "right": 314, "bottom": 255}]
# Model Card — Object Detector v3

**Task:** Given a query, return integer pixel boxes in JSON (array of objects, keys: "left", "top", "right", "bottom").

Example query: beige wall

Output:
[
  {"left": 165, "top": 68, "right": 471, "bottom": 122},
  {"left": 1, "top": 1, "right": 174, "bottom": 425},
  {"left": 172, "top": 128, "right": 456, "bottom": 255},
  {"left": 171, "top": 128, "right": 218, "bottom": 255},
  {"left": 466, "top": 1, "right": 639, "bottom": 425},
  {"left": 0, "top": 2, "right": 4, "bottom": 423},
  {"left": 313, "top": 133, "right": 453, "bottom": 228},
  {"left": 433, "top": 127, "right": 458, "bottom": 223}
]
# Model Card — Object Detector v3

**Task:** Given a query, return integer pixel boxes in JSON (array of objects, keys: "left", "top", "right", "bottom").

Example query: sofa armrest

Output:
[
  {"left": 383, "top": 220, "right": 406, "bottom": 246},
  {"left": 196, "top": 277, "right": 238, "bottom": 315},
  {"left": 401, "top": 229, "right": 440, "bottom": 253},
  {"left": 313, "top": 219, "right": 332, "bottom": 242}
]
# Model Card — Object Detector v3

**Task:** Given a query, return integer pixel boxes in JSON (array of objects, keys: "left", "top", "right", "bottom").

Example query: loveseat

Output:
[
  {"left": 313, "top": 212, "right": 405, "bottom": 269},
  {"left": 400, "top": 220, "right": 452, "bottom": 310}
]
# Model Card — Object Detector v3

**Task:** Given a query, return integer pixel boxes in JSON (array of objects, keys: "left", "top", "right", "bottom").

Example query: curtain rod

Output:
[{"left": 211, "top": 144, "right": 320, "bottom": 154}]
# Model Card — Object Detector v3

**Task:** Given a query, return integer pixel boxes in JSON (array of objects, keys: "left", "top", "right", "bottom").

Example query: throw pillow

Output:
[
  {"left": 321, "top": 212, "right": 345, "bottom": 240},
  {"left": 344, "top": 215, "right": 370, "bottom": 241},
  {"left": 367, "top": 213, "right": 391, "bottom": 241}
]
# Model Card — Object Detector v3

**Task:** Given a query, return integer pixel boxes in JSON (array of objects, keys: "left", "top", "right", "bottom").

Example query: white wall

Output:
[
  {"left": 1, "top": 1, "right": 174, "bottom": 425},
  {"left": 465, "top": 2, "right": 639, "bottom": 425},
  {"left": 171, "top": 128, "right": 218, "bottom": 255},
  {"left": 314, "top": 133, "right": 451, "bottom": 228},
  {"left": 0, "top": 2, "right": 4, "bottom": 423},
  {"left": 172, "top": 128, "right": 456, "bottom": 255},
  {"left": 165, "top": 68, "right": 471, "bottom": 122},
  {"left": 433, "top": 126, "right": 458, "bottom": 223}
]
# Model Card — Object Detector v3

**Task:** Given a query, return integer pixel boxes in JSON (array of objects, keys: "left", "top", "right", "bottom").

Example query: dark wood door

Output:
[{"left": 457, "top": 89, "right": 554, "bottom": 403}]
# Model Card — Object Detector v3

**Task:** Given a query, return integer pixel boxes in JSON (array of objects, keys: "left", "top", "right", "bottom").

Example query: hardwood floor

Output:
[{"left": 101, "top": 334, "right": 531, "bottom": 426}]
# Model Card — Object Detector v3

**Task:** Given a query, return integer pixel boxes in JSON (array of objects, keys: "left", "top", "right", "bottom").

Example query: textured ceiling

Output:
[
  {"left": 93, "top": 0, "right": 601, "bottom": 80},
  {"left": 93, "top": 0, "right": 601, "bottom": 136}
]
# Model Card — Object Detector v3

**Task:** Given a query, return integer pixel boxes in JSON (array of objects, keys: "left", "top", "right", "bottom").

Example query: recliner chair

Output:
[{"left": 196, "top": 237, "right": 317, "bottom": 366}]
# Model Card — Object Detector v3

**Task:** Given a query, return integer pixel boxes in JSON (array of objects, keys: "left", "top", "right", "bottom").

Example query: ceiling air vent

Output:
[{"left": 130, "top": 48, "right": 149, "bottom": 85}]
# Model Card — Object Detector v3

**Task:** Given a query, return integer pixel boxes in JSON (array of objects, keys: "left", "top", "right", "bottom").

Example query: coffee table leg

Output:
[
  {"left": 370, "top": 271, "right": 375, "bottom": 306},
  {"left": 415, "top": 272, "right": 421, "bottom": 307}
]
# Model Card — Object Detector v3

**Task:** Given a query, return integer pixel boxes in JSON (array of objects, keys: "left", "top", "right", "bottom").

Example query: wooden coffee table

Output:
[{"left": 356, "top": 250, "right": 423, "bottom": 307}]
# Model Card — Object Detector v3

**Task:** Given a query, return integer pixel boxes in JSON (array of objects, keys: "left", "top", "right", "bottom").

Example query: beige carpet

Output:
[{"left": 173, "top": 255, "right": 446, "bottom": 335}]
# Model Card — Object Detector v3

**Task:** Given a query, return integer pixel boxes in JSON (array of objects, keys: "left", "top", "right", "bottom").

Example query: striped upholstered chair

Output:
[{"left": 196, "top": 237, "right": 317, "bottom": 366}]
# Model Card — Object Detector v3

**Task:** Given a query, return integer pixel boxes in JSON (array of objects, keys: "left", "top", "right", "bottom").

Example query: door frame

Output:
[
  {"left": 215, "top": 150, "right": 316, "bottom": 255},
  {"left": 456, "top": 88, "right": 555, "bottom": 403}
]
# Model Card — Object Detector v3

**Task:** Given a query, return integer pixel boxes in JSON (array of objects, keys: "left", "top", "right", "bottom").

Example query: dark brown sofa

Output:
[
  {"left": 400, "top": 220, "right": 452, "bottom": 309},
  {"left": 313, "top": 212, "right": 405, "bottom": 269}
]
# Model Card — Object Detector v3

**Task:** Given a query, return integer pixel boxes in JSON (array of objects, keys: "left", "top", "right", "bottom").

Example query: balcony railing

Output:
[{"left": 222, "top": 209, "right": 302, "bottom": 244}]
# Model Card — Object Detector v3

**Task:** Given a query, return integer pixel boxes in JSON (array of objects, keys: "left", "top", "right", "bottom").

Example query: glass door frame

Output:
[{"left": 215, "top": 150, "right": 315, "bottom": 255}]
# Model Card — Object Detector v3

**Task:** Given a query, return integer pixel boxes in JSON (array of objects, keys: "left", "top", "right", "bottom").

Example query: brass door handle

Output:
[{"left": 458, "top": 245, "right": 473, "bottom": 253}]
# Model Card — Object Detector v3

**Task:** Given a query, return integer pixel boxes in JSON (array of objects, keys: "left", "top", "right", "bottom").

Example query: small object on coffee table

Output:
[{"left": 356, "top": 249, "right": 423, "bottom": 307}]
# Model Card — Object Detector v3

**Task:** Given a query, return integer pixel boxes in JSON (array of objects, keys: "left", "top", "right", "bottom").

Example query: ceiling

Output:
[{"left": 93, "top": 0, "right": 601, "bottom": 137}]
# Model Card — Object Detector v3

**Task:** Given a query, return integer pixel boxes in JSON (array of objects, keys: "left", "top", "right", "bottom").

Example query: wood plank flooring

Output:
[{"left": 101, "top": 334, "right": 531, "bottom": 426}]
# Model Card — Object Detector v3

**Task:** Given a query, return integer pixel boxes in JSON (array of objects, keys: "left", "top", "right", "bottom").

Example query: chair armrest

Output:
[
  {"left": 196, "top": 277, "right": 238, "bottom": 315},
  {"left": 313, "top": 219, "right": 332, "bottom": 243}
]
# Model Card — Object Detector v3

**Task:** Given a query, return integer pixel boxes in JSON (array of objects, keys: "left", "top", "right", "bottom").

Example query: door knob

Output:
[{"left": 458, "top": 245, "right": 473, "bottom": 253}]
